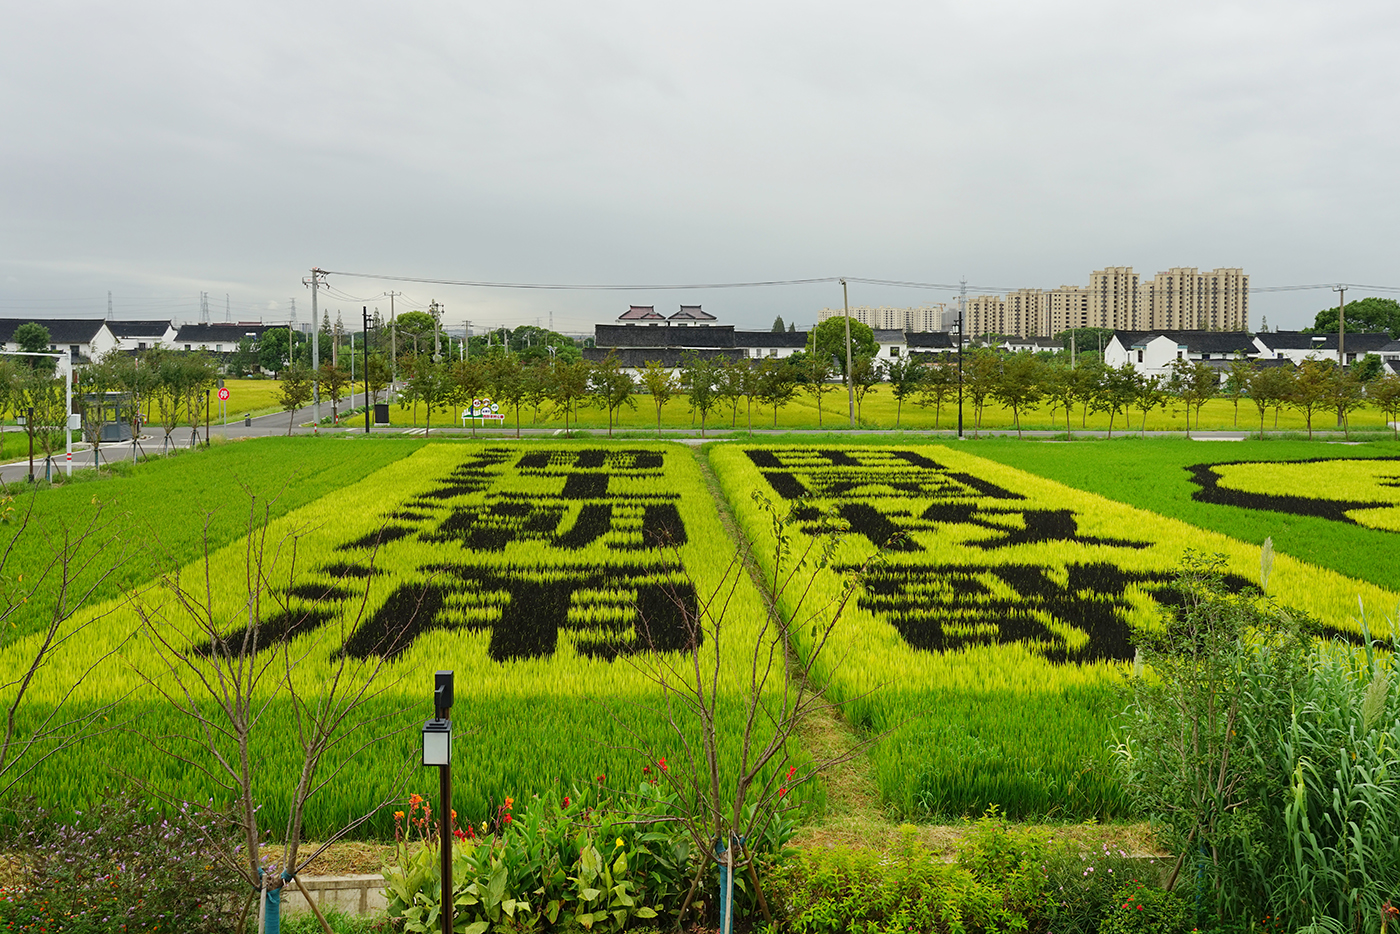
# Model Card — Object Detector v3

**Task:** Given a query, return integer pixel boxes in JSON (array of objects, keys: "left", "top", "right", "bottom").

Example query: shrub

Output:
[
  {"left": 769, "top": 825, "right": 1026, "bottom": 933},
  {"left": 1098, "top": 881, "right": 1192, "bottom": 934},
  {"left": 1, "top": 791, "right": 241, "bottom": 933}
]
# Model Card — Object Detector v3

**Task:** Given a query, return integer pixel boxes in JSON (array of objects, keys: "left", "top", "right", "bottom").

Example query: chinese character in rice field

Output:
[
  {"left": 745, "top": 447, "right": 1250, "bottom": 664},
  {"left": 248, "top": 448, "right": 699, "bottom": 663}
]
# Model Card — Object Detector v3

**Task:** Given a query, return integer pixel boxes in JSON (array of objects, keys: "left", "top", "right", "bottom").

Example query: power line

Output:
[{"left": 321, "top": 268, "right": 1400, "bottom": 296}]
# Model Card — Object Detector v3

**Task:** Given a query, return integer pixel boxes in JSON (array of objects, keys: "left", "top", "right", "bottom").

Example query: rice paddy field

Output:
[{"left": 5, "top": 434, "right": 1398, "bottom": 837}]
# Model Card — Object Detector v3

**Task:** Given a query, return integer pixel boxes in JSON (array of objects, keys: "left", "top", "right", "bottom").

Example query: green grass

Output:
[
  {"left": 5, "top": 436, "right": 428, "bottom": 638},
  {"left": 962, "top": 437, "right": 1400, "bottom": 593}
]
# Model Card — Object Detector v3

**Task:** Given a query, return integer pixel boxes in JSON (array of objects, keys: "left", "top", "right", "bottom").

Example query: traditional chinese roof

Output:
[
  {"left": 668, "top": 305, "right": 716, "bottom": 321},
  {"left": 617, "top": 305, "right": 665, "bottom": 321}
]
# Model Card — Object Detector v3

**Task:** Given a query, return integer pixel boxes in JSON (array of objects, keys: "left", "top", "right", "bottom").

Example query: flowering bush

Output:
[
  {"left": 383, "top": 768, "right": 735, "bottom": 932},
  {"left": 1099, "top": 882, "right": 1192, "bottom": 934},
  {"left": 0, "top": 791, "right": 240, "bottom": 933}
]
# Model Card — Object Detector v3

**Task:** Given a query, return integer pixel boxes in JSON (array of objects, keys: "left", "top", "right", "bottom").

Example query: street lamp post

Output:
[{"left": 421, "top": 671, "right": 454, "bottom": 934}]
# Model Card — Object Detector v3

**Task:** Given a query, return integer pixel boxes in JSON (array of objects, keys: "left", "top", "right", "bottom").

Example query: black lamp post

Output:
[{"left": 422, "top": 670, "right": 453, "bottom": 934}]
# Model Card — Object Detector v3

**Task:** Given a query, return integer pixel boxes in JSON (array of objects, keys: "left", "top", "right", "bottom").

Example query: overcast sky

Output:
[{"left": 3, "top": 0, "right": 1398, "bottom": 333}]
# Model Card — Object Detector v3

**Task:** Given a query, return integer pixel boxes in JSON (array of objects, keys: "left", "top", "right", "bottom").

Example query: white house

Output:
[
  {"left": 1105, "top": 330, "right": 1257, "bottom": 377},
  {"left": 0, "top": 318, "right": 117, "bottom": 362},
  {"left": 109, "top": 319, "right": 177, "bottom": 352},
  {"left": 1251, "top": 331, "right": 1396, "bottom": 367},
  {"left": 871, "top": 329, "right": 907, "bottom": 362}
]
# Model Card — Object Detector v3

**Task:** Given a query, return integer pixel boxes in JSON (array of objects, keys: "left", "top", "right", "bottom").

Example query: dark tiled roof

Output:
[
  {"left": 1256, "top": 330, "right": 1395, "bottom": 352},
  {"left": 0, "top": 318, "right": 109, "bottom": 344},
  {"left": 732, "top": 331, "right": 808, "bottom": 348},
  {"left": 872, "top": 329, "right": 905, "bottom": 343},
  {"left": 906, "top": 331, "right": 955, "bottom": 349},
  {"left": 1109, "top": 329, "right": 1255, "bottom": 355},
  {"left": 594, "top": 323, "right": 736, "bottom": 348},
  {"left": 108, "top": 320, "right": 174, "bottom": 338},
  {"left": 583, "top": 347, "right": 745, "bottom": 367},
  {"left": 669, "top": 305, "right": 716, "bottom": 321},
  {"left": 174, "top": 323, "right": 276, "bottom": 344},
  {"left": 618, "top": 305, "right": 664, "bottom": 321}
]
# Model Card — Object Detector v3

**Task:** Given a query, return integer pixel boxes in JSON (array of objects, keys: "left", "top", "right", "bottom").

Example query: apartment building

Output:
[
  {"left": 817, "top": 304, "right": 948, "bottom": 332},
  {"left": 958, "top": 266, "right": 1248, "bottom": 338}
]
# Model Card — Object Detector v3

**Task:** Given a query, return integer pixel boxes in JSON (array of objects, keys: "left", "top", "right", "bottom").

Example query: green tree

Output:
[
  {"left": 884, "top": 356, "right": 925, "bottom": 428},
  {"left": 638, "top": 360, "right": 676, "bottom": 436},
  {"left": 587, "top": 352, "right": 636, "bottom": 438},
  {"left": 755, "top": 357, "right": 798, "bottom": 428},
  {"left": 392, "top": 311, "right": 438, "bottom": 359},
  {"left": 277, "top": 363, "right": 312, "bottom": 435},
  {"left": 1091, "top": 363, "right": 1138, "bottom": 438},
  {"left": 914, "top": 360, "right": 957, "bottom": 429},
  {"left": 1223, "top": 353, "right": 1253, "bottom": 428},
  {"left": 17, "top": 368, "right": 66, "bottom": 479},
  {"left": 1309, "top": 296, "right": 1400, "bottom": 337},
  {"left": 1370, "top": 372, "right": 1400, "bottom": 440},
  {"left": 487, "top": 353, "right": 529, "bottom": 437},
  {"left": 1351, "top": 353, "right": 1384, "bottom": 384},
  {"left": 989, "top": 353, "right": 1043, "bottom": 439},
  {"left": 523, "top": 360, "right": 552, "bottom": 424},
  {"left": 716, "top": 359, "right": 746, "bottom": 428},
  {"left": 802, "top": 352, "right": 838, "bottom": 428},
  {"left": 1040, "top": 365, "right": 1076, "bottom": 437},
  {"left": 549, "top": 359, "right": 592, "bottom": 437},
  {"left": 851, "top": 354, "right": 883, "bottom": 422},
  {"left": 805, "top": 316, "right": 877, "bottom": 379},
  {"left": 448, "top": 359, "right": 489, "bottom": 437},
  {"left": 961, "top": 350, "right": 1002, "bottom": 435},
  {"left": 1288, "top": 359, "right": 1331, "bottom": 439},
  {"left": 771, "top": 316, "right": 786, "bottom": 333},
  {"left": 1168, "top": 358, "right": 1218, "bottom": 437},
  {"left": 180, "top": 353, "right": 219, "bottom": 445},
  {"left": 1133, "top": 372, "right": 1169, "bottom": 435},
  {"left": 365, "top": 353, "right": 391, "bottom": 405},
  {"left": 1247, "top": 365, "right": 1295, "bottom": 437},
  {"left": 0, "top": 358, "right": 16, "bottom": 460},
  {"left": 1070, "top": 361, "right": 1104, "bottom": 428},
  {"left": 1322, "top": 367, "right": 1366, "bottom": 439},
  {"left": 318, "top": 362, "right": 350, "bottom": 425},
  {"left": 406, "top": 356, "right": 448, "bottom": 434},
  {"left": 258, "top": 327, "right": 291, "bottom": 375},
  {"left": 13, "top": 323, "right": 54, "bottom": 373},
  {"left": 679, "top": 353, "right": 722, "bottom": 437}
]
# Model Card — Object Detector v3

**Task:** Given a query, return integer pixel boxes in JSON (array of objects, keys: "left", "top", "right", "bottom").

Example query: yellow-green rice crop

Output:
[
  {"left": 708, "top": 444, "right": 1399, "bottom": 820},
  {"left": 1191, "top": 457, "right": 1400, "bottom": 532},
  {"left": 6, "top": 442, "right": 782, "bottom": 839}
]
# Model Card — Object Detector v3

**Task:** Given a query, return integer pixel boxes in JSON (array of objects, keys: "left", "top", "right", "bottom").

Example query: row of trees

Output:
[{"left": 282, "top": 344, "right": 1400, "bottom": 439}]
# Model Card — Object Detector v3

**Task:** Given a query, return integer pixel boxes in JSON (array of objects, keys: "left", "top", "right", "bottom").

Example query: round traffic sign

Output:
[{"left": 217, "top": 387, "right": 230, "bottom": 401}]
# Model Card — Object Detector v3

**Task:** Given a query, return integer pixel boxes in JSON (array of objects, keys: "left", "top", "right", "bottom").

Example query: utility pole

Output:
[
  {"left": 430, "top": 301, "right": 443, "bottom": 362},
  {"left": 388, "top": 293, "right": 399, "bottom": 387},
  {"left": 841, "top": 279, "right": 854, "bottom": 427},
  {"left": 306, "top": 268, "right": 326, "bottom": 433},
  {"left": 363, "top": 307, "right": 372, "bottom": 434},
  {"left": 958, "top": 278, "right": 966, "bottom": 439},
  {"left": 1334, "top": 285, "right": 1348, "bottom": 427}
]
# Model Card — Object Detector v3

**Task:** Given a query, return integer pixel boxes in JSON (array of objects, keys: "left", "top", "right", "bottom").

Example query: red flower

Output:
[
  {"left": 596, "top": 774, "right": 606, "bottom": 783},
  {"left": 562, "top": 797, "right": 571, "bottom": 808},
  {"left": 786, "top": 766, "right": 796, "bottom": 780},
  {"left": 778, "top": 787, "right": 788, "bottom": 798},
  {"left": 643, "top": 766, "right": 651, "bottom": 774},
  {"left": 503, "top": 813, "right": 512, "bottom": 824},
  {"left": 658, "top": 757, "right": 668, "bottom": 772}
]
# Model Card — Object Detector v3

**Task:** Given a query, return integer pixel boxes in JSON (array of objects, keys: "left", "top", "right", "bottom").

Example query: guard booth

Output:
[{"left": 81, "top": 392, "right": 134, "bottom": 443}]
